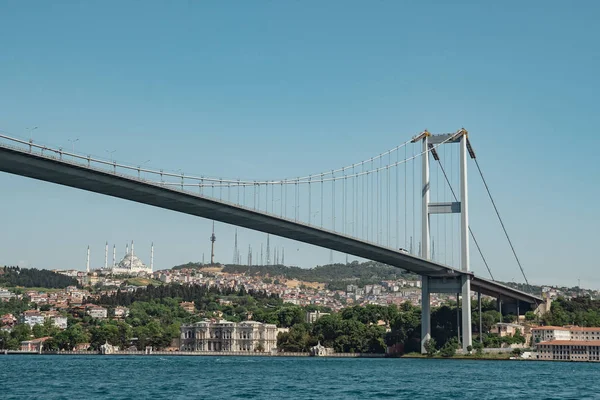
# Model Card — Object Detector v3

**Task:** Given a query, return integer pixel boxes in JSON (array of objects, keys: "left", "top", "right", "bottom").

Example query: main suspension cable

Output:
[
  {"left": 436, "top": 158, "right": 495, "bottom": 281},
  {"left": 474, "top": 158, "right": 531, "bottom": 290}
]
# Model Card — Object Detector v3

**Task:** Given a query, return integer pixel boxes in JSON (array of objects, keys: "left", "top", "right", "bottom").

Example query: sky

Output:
[{"left": 0, "top": 1, "right": 599, "bottom": 288}]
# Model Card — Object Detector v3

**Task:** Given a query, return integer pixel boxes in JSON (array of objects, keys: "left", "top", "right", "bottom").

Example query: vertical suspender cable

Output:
[
  {"left": 412, "top": 144, "right": 415, "bottom": 254},
  {"left": 321, "top": 174, "right": 324, "bottom": 228},
  {"left": 404, "top": 145, "right": 407, "bottom": 249},
  {"left": 395, "top": 150, "right": 399, "bottom": 249},
  {"left": 309, "top": 178, "right": 312, "bottom": 225}
]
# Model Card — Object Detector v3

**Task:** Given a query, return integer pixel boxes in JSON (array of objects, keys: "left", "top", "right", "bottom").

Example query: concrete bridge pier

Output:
[
  {"left": 421, "top": 275, "right": 473, "bottom": 353},
  {"left": 420, "top": 277, "right": 431, "bottom": 353}
]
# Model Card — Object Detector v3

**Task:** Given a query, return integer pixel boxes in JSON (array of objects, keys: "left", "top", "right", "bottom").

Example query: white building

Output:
[
  {"left": 52, "top": 316, "right": 68, "bottom": 330},
  {"left": 0, "top": 288, "right": 16, "bottom": 301},
  {"left": 532, "top": 326, "right": 572, "bottom": 344},
  {"left": 87, "top": 306, "right": 108, "bottom": 319},
  {"left": 22, "top": 311, "right": 45, "bottom": 327},
  {"left": 114, "top": 306, "right": 129, "bottom": 318},
  {"left": 306, "top": 310, "right": 330, "bottom": 324},
  {"left": 180, "top": 320, "right": 277, "bottom": 352}
]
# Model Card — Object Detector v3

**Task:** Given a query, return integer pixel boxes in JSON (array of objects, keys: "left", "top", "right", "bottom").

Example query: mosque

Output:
[{"left": 99, "top": 241, "right": 154, "bottom": 276}]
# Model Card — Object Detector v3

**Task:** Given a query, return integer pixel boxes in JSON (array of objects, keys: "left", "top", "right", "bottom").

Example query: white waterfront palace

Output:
[{"left": 180, "top": 320, "right": 278, "bottom": 352}]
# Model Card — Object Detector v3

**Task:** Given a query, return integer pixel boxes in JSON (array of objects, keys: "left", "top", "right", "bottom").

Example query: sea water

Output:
[{"left": 0, "top": 356, "right": 595, "bottom": 399}]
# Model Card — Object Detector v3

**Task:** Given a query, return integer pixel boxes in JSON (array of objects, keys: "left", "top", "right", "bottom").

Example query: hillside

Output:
[
  {"left": 0, "top": 266, "right": 79, "bottom": 289},
  {"left": 221, "top": 261, "right": 417, "bottom": 290}
]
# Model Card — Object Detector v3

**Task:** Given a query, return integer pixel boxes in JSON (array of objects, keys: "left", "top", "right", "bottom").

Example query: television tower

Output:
[{"left": 210, "top": 221, "right": 216, "bottom": 265}]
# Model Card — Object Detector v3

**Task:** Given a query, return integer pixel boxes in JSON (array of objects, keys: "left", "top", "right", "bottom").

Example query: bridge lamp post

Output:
[
  {"left": 26, "top": 127, "right": 38, "bottom": 152},
  {"left": 26, "top": 126, "right": 38, "bottom": 139},
  {"left": 105, "top": 149, "right": 116, "bottom": 162},
  {"left": 68, "top": 138, "right": 79, "bottom": 153},
  {"left": 105, "top": 149, "right": 116, "bottom": 173},
  {"left": 138, "top": 159, "right": 150, "bottom": 179}
]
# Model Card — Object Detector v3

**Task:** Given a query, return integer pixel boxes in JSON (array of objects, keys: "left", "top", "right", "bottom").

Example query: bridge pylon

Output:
[{"left": 415, "top": 129, "right": 473, "bottom": 353}]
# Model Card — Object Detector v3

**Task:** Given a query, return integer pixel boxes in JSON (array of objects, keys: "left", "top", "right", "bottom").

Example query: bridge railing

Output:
[{"left": 0, "top": 132, "right": 413, "bottom": 253}]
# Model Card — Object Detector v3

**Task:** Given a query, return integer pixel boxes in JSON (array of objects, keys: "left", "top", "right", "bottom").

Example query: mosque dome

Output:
[{"left": 118, "top": 253, "right": 147, "bottom": 270}]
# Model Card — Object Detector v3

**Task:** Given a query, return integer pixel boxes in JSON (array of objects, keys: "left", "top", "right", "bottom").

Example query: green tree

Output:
[
  {"left": 440, "top": 338, "right": 459, "bottom": 357},
  {"left": 424, "top": 338, "right": 437, "bottom": 357}
]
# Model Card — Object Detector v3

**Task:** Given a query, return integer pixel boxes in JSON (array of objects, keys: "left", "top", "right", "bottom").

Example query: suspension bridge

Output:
[{"left": 0, "top": 129, "right": 543, "bottom": 352}]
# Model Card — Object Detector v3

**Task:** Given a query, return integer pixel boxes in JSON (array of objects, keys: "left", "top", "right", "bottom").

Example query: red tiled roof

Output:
[
  {"left": 540, "top": 340, "right": 600, "bottom": 346},
  {"left": 531, "top": 326, "right": 570, "bottom": 331}
]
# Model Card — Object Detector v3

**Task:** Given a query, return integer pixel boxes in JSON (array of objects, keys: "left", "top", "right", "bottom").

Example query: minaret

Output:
[
  {"left": 150, "top": 242, "right": 154, "bottom": 272},
  {"left": 126, "top": 243, "right": 129, "bottom": 257},
  {"left": 281, "top": 246, "right": 285, "bottom": 266},
  {"left": 260, "top": 243, "right": 263, "bottom": 265},
  {"left": 104, "top": 242, "right": 108, "bottom": 269},
  {"left": 233, "top": 229, "right": 239, "bottom": 264},
  {"left": 130, "top": 240, "right": 134, "bottom": 269},
  {"left": 210, "top": 221, "right": 216, "bottom": 265},
  {"left": 266, "top": 234, "right": 271, "bottom": 265},
  {"left": 131, "top": 240, "right": 134, "bottom": 256},
  {"left": 112, "top": 245, "right": 116, "bottom": 267},
  {"left": 86, "top": 246, "right": 90, "bottom": 273}
]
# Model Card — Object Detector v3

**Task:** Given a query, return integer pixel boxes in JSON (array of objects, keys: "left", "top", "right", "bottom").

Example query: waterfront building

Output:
[
  {"left": 490, "top": 323, "right": 525, "bottom": 337},
  {"left": 21, "top": 337, "right": 51, "bottom": 352},
  {"left": 532, "top": 326, "right": 600, "bottom": 345},
  {"left": 180, "top": 320, "right": 277, "bottom": 352},
  {"left": 537, "top": 341, "right": 600, "bottom": 361},
  {"left": 310, "top": 341, "right": 334, "bottom": 356},
  {"left": 569, "top": 327, "right": 600, "bottom": 341},
  {"left": 532, "top": 326, "right": 571, "bottom": 343}
]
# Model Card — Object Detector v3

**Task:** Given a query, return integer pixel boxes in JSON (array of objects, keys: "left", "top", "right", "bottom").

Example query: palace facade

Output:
[{"left": 180, "top": 320, "right": 277, "bottom": 352}]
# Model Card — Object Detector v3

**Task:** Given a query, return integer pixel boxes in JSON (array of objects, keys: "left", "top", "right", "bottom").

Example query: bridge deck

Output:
[{"left": 0, "top": 145, "right": 541, "bottom": 304}]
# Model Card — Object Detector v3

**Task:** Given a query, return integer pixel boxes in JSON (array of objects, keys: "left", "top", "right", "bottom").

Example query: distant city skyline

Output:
[{"left": 1, "top": 2, "right": 599, "bottom": 288}]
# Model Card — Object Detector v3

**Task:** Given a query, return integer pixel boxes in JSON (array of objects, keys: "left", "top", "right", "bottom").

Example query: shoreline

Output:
[{"left": 2, "top": 351, "right": 592, "bottom": 363}]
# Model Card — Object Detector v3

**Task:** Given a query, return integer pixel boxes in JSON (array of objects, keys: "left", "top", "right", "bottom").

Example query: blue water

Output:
[{"left": 0, "top": 356, "right": 596, "bottom": 399}]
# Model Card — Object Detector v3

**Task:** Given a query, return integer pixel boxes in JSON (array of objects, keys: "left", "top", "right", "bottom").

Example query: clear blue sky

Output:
[{"left": 1, "top": 1, "right": 599, "bottom": 288}]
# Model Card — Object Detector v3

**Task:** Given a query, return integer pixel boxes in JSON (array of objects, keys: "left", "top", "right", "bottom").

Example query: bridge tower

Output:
[{"left": 415, "top": 128, "right": 473, "bottom": 353}]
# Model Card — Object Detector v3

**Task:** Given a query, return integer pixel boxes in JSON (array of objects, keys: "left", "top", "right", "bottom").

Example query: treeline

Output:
[
  {"left": 540, "top": 297, "right": 600, "bottom": 327},
  {"left": 279, "top": 300, "right": 520, "bottom": 354},
  {"left": 87, "top": 284, "right": 278, "bottom": 308},
  {"left": 0, "top": 266, "right": 78, "bottom": 289},
  {"left": 221, "top": 261, "right": 417, "bottom": 286}
]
